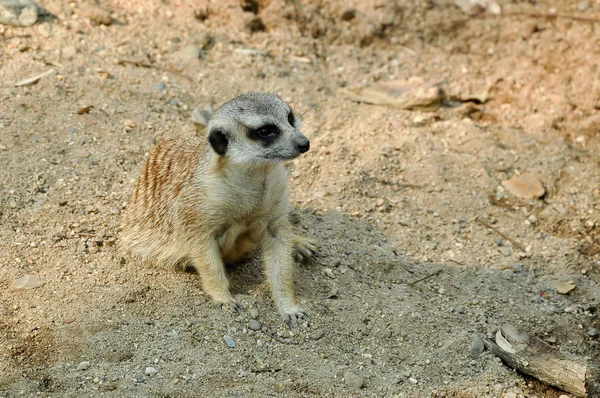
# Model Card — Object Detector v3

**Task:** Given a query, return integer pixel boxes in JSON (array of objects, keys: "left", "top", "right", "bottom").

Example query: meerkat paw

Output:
[
  {"left": 279, "top": 305, "right": 310, "bottom": 330},
  {"left": 292, "top": 234, "right": 318, "bottom": 262},
  {"left": 215, "top": 298, "right": 244, "bottom": 314}
]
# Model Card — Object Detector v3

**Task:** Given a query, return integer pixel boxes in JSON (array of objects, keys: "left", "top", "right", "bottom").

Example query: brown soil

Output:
[{"left": 1, "top": 0, "right": 599, "bottom": 396}]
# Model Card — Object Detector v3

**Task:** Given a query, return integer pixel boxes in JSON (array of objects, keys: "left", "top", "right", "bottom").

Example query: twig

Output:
[
  {"left": 476, "top": 217, "right": 526, "bottom": 252},
  {"left": 259, "top": 330, "right": 294, "bottom": 344},
  {"left": 447, "top": 258, "right": 464, "bottom": 266},
  {"left": 117, "top": 59, "right": 152, "bottom": 68},
  {"left": 251, "top": 368, "right": 282, "bottom": 373},
  {"left": 508, "top": 11, "right": 600, "bottom": 24},
  {"left": 409, "top": 268, "right": 442, "bottom": 286}
]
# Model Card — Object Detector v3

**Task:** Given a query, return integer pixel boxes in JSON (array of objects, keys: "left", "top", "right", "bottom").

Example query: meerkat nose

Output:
[{"left": 297, "top": 140, "right": 310, "bottom": 153}]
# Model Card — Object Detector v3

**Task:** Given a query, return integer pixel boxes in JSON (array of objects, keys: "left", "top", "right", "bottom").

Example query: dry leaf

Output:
[
  {"left": 554, "top": 280, "right": 576, "bottom": 294},
  {"left": 340, "top": 77, "right": 443, "bottom": 111},
  {"left": 76, "top": 105, "right": 94, "bottom": 115},
  {"left": 501, "top": 173, "right": 545, "bottom": 199},
  {"left": 495, "top": 330, "right": 516, "bottom": 353},
  {"left": 12, "top": 274, "right": 45, "bottom": 290}
]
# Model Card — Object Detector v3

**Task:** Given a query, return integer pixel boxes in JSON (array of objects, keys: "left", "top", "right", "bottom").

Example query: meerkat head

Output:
[{"left": 205, "top": 92, "right": 310, "bottom": 164}]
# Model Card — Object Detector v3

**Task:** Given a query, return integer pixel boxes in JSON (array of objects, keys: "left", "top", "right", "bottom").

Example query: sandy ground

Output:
[{"left": 1, "top": 0, "right": 600, "bottom": 396}]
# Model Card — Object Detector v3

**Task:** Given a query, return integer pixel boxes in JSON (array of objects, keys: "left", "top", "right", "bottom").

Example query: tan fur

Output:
[{"left": 120, "top": 93, "right": 315, "bottom": 324}]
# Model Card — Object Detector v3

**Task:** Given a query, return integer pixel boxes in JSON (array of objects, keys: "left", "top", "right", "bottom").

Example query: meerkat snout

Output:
[{"left": 121, "top": 92, "right": 317, "bottom": 329}]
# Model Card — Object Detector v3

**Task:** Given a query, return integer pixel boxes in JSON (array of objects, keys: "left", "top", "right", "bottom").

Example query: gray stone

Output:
[
  {"left": 224, "top": 335, "right": 236, "bottom": 348},
  {"left": 468, "top": 333, "right": 484, "bottom": 358},
  {"left": 249, "top": 309, "right": 259, "bottom": 319},
  {"left": 309, "top": 330, "right": 325, "bottom": 340},
  {"left": 588, "top": 328, "right": 598, "bottom": 337},
  {"left": 77, "top": 361, "right": 91, "bottom": 371},
  {"left": 0, "top": 0, "right": 39, "bottom": 27},
  {"left": 145, "top": 367, "right": 159, "bottom": 376},
  {"left": 249, "top": 319, "right": 261, "bottom": 331},
  {"left": 152, "top": 82, "right": 165, "bottom": 92},
  {"left": 499, "top": 247, "right": 512, "bottom": 256},
  {"left": 343, "top": 371, "right": 364, "bottom": 389}
]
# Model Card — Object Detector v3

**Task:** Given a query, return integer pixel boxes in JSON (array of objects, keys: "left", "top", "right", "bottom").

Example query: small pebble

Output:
[
  {"left": 343, "top": 371, "right": 364, "bottom": 389},
  {"left": 455, "top": 307, "right": 464, "bottom": 315},
  {"left": 468, "top": 333, "right": 484, "bottom": 358},
  {"left": 309, "top": 330, "right": 325, "bottom": 340},
  {"left": 249, "top": 309, "right": 259, "bottom": 319},
  {"left": 145, "top": 367, "right": 159, "bottom": 376},
  {"left": 121, "top": 319, "right": 129, "bottom": 325},
  {"left": 249, "top": 319, "right": 261, "bottom": 331},
  {"left": 409, "top": 377, "right": 418, "bottom": 384},
  {"left": 578, "top": 1, "right": 590, "bottom": 11},
  {"left": 77, "top": 361, "right": 91, "bottom": 371},
  {"left": 588, "top": 328, "right": 598, "bottom": 337},
  {"left": 528, "top": 214, "right": 538, "bottom": 224},
  {"left": 175, "top": 44, "right": 201, "bottom": 61},
  {"left": 499, "top": 247, "right": 512, "bottom": 256},
  {"left": 224, "top": 335, "right": 236, "bottom": 348},
  {"left": 152, "top": 82, "right": 166, "bottom": 91}
]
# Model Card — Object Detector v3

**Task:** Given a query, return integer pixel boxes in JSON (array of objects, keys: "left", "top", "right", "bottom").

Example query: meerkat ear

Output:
[{"left": 208, "top": 129, "right": 228, "bottom": 156}]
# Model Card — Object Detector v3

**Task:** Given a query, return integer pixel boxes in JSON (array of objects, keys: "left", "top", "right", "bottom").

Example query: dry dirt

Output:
[{"left": 1, "top": 0, "right": 600, "bottom": 397}]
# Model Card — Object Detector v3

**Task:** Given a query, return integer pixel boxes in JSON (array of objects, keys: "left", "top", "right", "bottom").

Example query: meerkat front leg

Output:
[
  {"left": 189, "top": 239, "right": 243, "bottom": 312},
  {"left": 262, "top": 217, "right": 308, "bottom": 329}
]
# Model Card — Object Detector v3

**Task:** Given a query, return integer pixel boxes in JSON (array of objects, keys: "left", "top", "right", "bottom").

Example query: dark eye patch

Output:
[
  {"left": 248, "top": 124, "right": 280, "bottom": 146},
  {"left": 288, "top": 110, "right": 295, "bottom": 126}
]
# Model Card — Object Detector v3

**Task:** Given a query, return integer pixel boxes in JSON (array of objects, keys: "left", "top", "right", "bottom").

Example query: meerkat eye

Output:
[
  {"left": 258, "top": 127, "right": 275, "bottom": 138},
  {"left": 249, "top": 124, "right": 279, "bottom": 145},
  {"left": 287, "top": 111, "right": 295, "bottom": 126}
]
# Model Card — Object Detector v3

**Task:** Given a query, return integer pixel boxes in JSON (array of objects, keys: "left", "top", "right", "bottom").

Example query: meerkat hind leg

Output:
[{"left": 292, "top": 234, "right": 318, "bottom": 262}]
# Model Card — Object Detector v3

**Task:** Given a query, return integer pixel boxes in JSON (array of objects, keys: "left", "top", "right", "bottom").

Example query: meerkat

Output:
[{"left": 120, "top": 92, "right": 316, "bottom": 328}]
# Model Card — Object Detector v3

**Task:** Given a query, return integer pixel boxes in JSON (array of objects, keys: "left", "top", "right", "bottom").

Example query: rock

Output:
[
  {"left": 0, "top": 0, "right": 39, "bottom": 27},
  {"left": 224, "top": 335, "right": 236, "bottom": 348},
  {"left": 527, "top": 214, "right": 537, "bottom": 224},
  {"left": 468, "top": 333, "right": 484, "bottom": 358},
  {"left": 62, "top": 45, "right": 77, "bottom": 58},
  {"left": 309, "top": 330, "right": 325, "bottom": 340},
  {"left": 249, "top": 309, "right": 259, "bottom": 319},
  {"left": 409, "top": 377, "right": 418, "bottom": 384},
  {"left": 123, "top": 119, "right": 135, "bottom": 131},
  {"left": 175, "top": 44, "right": 202, "bottom": 61},
  {"left": 37, "top": 22, "right": 52, "bottom": 38},
  {"left": 12, "top": 274, "right": 44, "bottom": 290},
  {"left": 152, "top": 82, "right": 165, "bottom": 92},
  {"left": 191, "top": 107, "right": 212, "bottom": 127},
  {"left": 578, "top": 1, "right": 590, "bottom": 11},
  {"left": 588, "top": 328, "right": 598, "bottom": 337},
  {"left": 455, "top": 0, "right": 501, "bottom": 15},
  {"left": 499, "top": 247, "right": 511, "bottom": 256},
  {"left": 145, "top": 367, "right": 159, "bottom": 376},
  {"left": 343, "top": 371, "right": 364, "bottom": 389},
  {"left": 77, "top": 361, "right": 91, "bottom": 371},
  {"left": 249, "top": 319, "right": 261, "bottom": 331},
  {"left": 501, "top": 173, "right": 545, "bottom": 199},
  {"left": 75, "top": 3, "right": 112, "bottom": 25}
]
